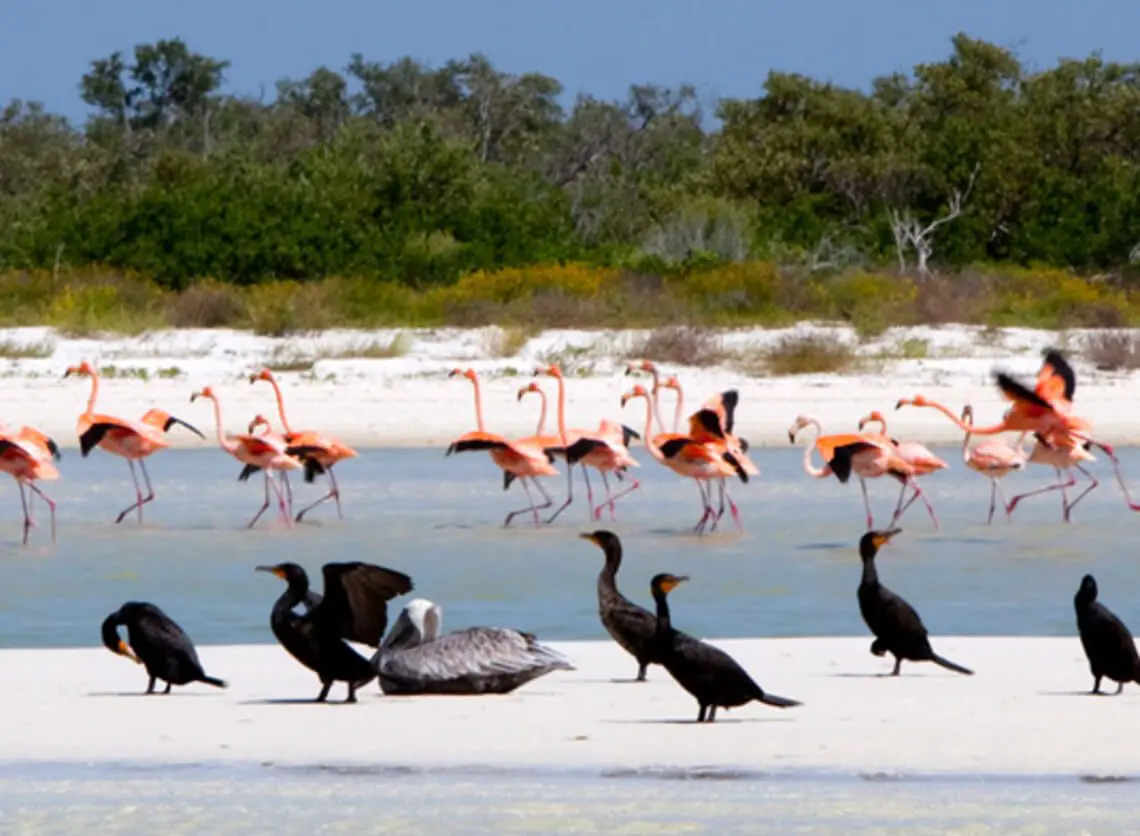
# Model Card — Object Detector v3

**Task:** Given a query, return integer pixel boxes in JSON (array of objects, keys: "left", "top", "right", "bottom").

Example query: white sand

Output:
[
  {"left": 9, "top": 637, "right": 1132, "bottom": 776},
  {"left": 2, "top": 323, "right": 1137, "bottom": 447}
]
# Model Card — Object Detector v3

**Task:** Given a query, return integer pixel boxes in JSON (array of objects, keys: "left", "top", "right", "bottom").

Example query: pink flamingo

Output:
[
  {"left": 621, "top": 384, "right": 737, "bottom": 533},
  {"left": 447, "top": 368, "right": 559, "bottom": 527},
  {"left": 0, "top": 425, "right": 61, "bottom": 545},
  {"left": 857, "top": 409, "right": 948, "bottom": 527},
  {"left": 191, "top": 388, "right": 302, "bottom": 528},
  {"left": 249, "top": 369, "right": 359, "bottom": 522},
  {"left": 789, "top": 414, "right": 938, "bottom": 531},
  {"left": 64, "top": 360, "right": 205, "bottom": 524},
  {"left": 1007, "top": 433, "right": 1098, "bottom": 522},
  {"left": 625, "top": 360, "right": 669, "bottom": 433},
  {"left": 247, "top": 414, "right": 296, "bottom": 518},
  {"left": 536, "top": 364, "right": 639, "bottom": 523}
]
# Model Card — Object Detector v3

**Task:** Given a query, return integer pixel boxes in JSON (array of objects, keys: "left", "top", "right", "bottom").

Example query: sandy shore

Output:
[
  {"left": 8, "top": 637, "right": 1132, "bottom": 776},
  {"left": 2, "top": 323, "right": 1136, "bottom": 448}
]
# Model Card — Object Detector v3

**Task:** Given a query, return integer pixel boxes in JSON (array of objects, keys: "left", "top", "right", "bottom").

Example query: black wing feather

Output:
[
  {"left": 829, "top": 441, "right": 879, "bottom": 484},
  {"left": 79, "top": 423, "right": 114, "bottom": 457},
  {"left": 994, "top": 373, "right": 1055, "bottom": 411},
  {"left": 317, "top": 562, "right": 414, "bottom": 648}
]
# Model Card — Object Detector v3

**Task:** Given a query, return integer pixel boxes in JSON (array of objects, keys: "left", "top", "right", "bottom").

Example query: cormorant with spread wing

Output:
[{"left": 256, "top": 561, "right": 413, "bottom": 702}]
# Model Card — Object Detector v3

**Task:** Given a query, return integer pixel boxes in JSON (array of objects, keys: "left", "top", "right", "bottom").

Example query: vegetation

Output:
[{"left": 3, "top": 35, "right": 1140, "bottom": 333}]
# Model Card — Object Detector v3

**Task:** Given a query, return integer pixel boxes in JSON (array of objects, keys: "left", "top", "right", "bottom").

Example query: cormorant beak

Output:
[
  {"left": 578, "top": 532, "right": 599, "bottom": 546},
  {"left": 117, "top": 640, "right": 141, "bottom": 664},
  {"left": 255, "top": 565, "right": 287, "bottom": 580},
  {"left": 871, "top": 529, "right": 902, "bottom": 549},
  {"left": 659, "top": 575, "right": 689, "bottom": 594}
]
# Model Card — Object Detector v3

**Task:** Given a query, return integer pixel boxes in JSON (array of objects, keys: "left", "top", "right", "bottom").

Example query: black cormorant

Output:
[
  {"left": 857, "top": 529, "right": 972, "bottom": 676},
  {"left": 256, "top": 561, "right": 413, "bottom": 702},
  {"left": 579, "top": 530, "right": 656, "bottom": 681},
  {"left": 649, "top": 573, "right": 801, "bottom": 722},
  {"left": 1074, "top": 574, "right": 1140, "bottom": 695},
  {"left": 101, "top": 602, "right": 227, "bottom": 694}
]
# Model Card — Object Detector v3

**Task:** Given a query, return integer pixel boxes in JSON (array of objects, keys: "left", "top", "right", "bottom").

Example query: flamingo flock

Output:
[{"left": 2, "top": 348, "right": 1138, "bottom": 546}]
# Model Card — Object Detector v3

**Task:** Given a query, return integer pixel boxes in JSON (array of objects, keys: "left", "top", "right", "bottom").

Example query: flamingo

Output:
[
  {"left": 0, "top": 425, "right": 61, "bottom": 545},
  {"left": 625, "top": 360, "right": 669, "bottom": 433},
  {"left": 247, "top": 414, "right": 297, "bottom": 518},
  {"left": 191, "top": 388, "right": 302, "bottom": 528},
  {"left": 857, "top": 409, "right": 948, "bottom": 527},
  {"left": 896, "top": 398, "right": 1026, "bottom": 523},
  {"left": 621, "top": 384, "right": 736, "bottom": 533},
  {"left": 535, "top": 364, "right": 639, "bottom": 523},
  {"left": 1006, "top": 433, "right": 1098, "bottom": 523},
  {"left": 788, "top": 414, "right": 938, "bottom": 531},
  {"left": 248, "top": 368, "right": 359, "bottom": 522},
  {"left": 64, "top": 360, "right": 204, "bottom": 524},
  {"left": 662, "top": 378, "right": 755, "bottom": 530},
  {"left": 447, "top": 368, "right": 559, "bottom": 527}
]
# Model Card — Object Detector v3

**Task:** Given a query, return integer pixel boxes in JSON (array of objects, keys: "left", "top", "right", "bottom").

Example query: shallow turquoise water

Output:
[
  {"left": 0, "top": 761, "right": 1135, "bottom": 834},
  {"left": 1, "top": 446, "right": 1138, "bottom": 648}
]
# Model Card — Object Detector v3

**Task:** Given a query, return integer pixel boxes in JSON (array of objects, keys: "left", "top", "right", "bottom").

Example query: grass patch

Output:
[
  {"left": 319, "top": 333, "right": 413, "bottom": 359},
  {"left": 0, "top": 338, "right": 55, "bottom": 359},
  {"left": 626, "top": 325, "right": 726, "bottom": 368},
  {"left": 1081, "top": 331, "right": 1140, "bottom": 371},
  {"left": 98, "top": 365, "right": 151, "bottom": 380},
  {"left": 742, "top": 333, "right": 860, "bottom": 376},
  {"left": 877, "top": 337, "right": 930, "bottom": 360},
  {"left": 259, "top": 346, "right": 316, "bottom": 373},
  {"left": 483, "top": 325, "right": 537, "bottom": 358}
]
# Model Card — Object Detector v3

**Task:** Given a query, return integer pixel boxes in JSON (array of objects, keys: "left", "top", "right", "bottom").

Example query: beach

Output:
[
  {"left": 3, "top": 322, "right": 1137, "bottom": 449},
  {"left": 5, "top": 637, "right": 1132, "bottom": 778}
]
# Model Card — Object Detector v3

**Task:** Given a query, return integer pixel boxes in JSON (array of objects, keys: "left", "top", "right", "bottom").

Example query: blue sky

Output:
[{"left": 2, "top": 0, "right": 1137, "bottom": 123}]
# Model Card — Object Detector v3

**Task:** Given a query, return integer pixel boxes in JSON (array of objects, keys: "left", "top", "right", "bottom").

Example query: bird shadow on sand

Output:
[
  {"left": 86, "top": 691, "right": 218, "bottom": 698},
  {"left": 826, "top": 672, "right": 902, "bottom": 679},
  {"left": 1038, "top": 689, "right": 1114, "bottom": 697},
  {"left": 237, "top": 698, "right": 351, "bottom": 706},
  {"left": 604, "top": 717, "right": 793, "bottom": 726}
]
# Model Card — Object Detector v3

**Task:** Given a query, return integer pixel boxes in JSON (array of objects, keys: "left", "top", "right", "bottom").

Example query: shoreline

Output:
[
  {"left": 1, "top": 322, "right": 1137, "bottom": 448},
  {"left": 10, "top": 637, "right": 1136, "bottom": 776}
]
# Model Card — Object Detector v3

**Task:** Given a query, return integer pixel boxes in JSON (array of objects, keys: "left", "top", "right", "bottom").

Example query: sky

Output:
[{"left": 2, "top": 0, "right": 1138, "bottom": 123}]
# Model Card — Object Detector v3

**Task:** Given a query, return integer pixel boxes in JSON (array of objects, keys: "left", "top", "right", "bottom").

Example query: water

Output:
[
  {"left": 0, "top": 761, "right": 1136, "bottom": 834},
  {"left": 1, "top": 446, "right": 1138, "bottom": 649}
]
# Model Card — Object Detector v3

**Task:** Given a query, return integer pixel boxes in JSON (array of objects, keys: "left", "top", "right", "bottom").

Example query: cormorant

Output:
[
  {"left": 649, "top": 573, "right": 801, "bottom": 722},
  {"left": 256, "top": 561, "right": 413, "bottom": 702},
  {"left": 857, "top": 529, "right": 973, "bottom": 676},
  {"left": 101, "top": 602, "right": 227, "bottom": 694},
  {"left": 579, "top": 530, "right": 656, "bottom": 681},
  {"left": 373, "top": 598, "right": 574, "bottom": 695},
  {"left": 1074, "top": 573, "right": 1140, "bottom": 695}
]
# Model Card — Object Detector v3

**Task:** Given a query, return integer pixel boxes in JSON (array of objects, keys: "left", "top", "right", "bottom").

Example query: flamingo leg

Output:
[
  {"left": 25, "top": 482, "right": 56, "bottom": 543},
  {"left": 986, "top": 479, "right": 997, "bottom": 524},
  {"left": 859, "top": 478, "right": 874, "bottom": 530},
  {"left": 582, "top": 466, "right": 595, "bottom": 521},
  {"left": 693, "top": 480, "right": 715, "bottom": 534},
  {"left": 594, "top": 471, "right": 615, "bottom": 522},
  {"left": 116, "top": 459, "right": 155, "bottom": 524},
  {"left": 1063, "top": 464, "right": 1099, "bottom": 522},
  {"left": 715, "top": 480, "right": 742, "bottom": 532},
  {"left": 280, "top": 471, "right": 294, "bottom": 519},
  {"left": 1094, "top": 442, "right": 1140, "bottom": 512},
  {"left": 248, "top": 471, "right": 274, "bottom": 528},
  {"left": 271, "top": 472, "right": 292, "bottom": 525},
  {"left": 504, "top": 476, "right": 552, "bottom": 528},
  {"left": 544, "top": 463, "right": 575, "bottom": 524},
  {"left": 294, "top": 465, "right": 341, "bottom": 523},
  {"left": 1007, "top": 469, "right": 1077, "bottom": 516},
  {"left": 18, "top": 483, "right": 31, "bottom": 546},
  {"left": 600, "top": 470, "right": 641, "bottom": 520},
  {"left": 994, "top": 480, "right": 1012, "bottom": 520}
]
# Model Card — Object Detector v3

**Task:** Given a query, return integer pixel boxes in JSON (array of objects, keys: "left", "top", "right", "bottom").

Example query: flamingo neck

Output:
[
  {"left": 800, "top": 419, "right": 827, "bottom": 478},
  {"left": 646, "top": 370, "right": 666, "bottom": 434},
  {"left": 268, "top": 377, "right": 294, "bottom": 435},
  {"left": 864, "top": 416, "right": 887, "bottom": 434},
  {"left": 534, "top": 392, "right": 548, "bottom": 436},
  {"left": 961, "top": 411, "right": 973, "bottom": 463},
  {"left": 671, "top": 386, "right": 685, "bottom": 433},
  {"left": 206, "top": 397, "right": 237, "bottom": 453},
  {"left": 553, "top": 374, "right": 568, "bottom": 444},
  {"left": 471, "top": 377, "right": 486, "bottom": 433},
  {"left": 638, "top": 397, "right": 665, "bottom": 463},
  {"left": 913, "top": 399, "right": 979, "bottom": 434},
  {"left": 84, "top": 372, "right": 100, "bottom": 416}
]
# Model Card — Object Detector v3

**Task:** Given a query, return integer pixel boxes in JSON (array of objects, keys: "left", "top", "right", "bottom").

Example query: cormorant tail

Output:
[
  {"left": 198, "top": 675, "right": 228, "bottom": 689},
  {"left": 930, "top": 653, "right": 973, "bottom": 676},
  {"left": 757, "top": 691, "right": 801, "bottom": 708}
]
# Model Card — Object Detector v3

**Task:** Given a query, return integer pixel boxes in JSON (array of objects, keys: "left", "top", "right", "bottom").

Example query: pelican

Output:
[{"left": 372, "top": 598, "right": 574, "bottom": 695}]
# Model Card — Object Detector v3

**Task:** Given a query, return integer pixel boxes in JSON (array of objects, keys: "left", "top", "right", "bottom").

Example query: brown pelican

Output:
[{"left": 373, "top": 598, "right": 574, "bottom": 695}]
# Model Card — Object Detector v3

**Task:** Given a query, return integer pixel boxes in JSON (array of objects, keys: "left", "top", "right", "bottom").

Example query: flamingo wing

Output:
[
  {"left": 829, "top": 441, "right": 880, "bottom": 484},
  {"left": 995, "top": 373, "right": 1054, "bottom": 412},
  {"left": 1037, "top": 349, "right": 1076, "bottom": 404}
]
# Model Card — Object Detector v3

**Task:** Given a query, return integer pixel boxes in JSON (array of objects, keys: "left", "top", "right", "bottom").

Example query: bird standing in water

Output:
[
  {"left": 1074, "top": 574, "right": 1140, "bottom": 695},
  {"left": 101, "top": 602, "right": 227, "bottom": 694},
  {"left": 649, "top": 572, "right": 801, "bottom": 722},
  {"left": 256, "top": 561, "right": 413, "bottom": 702},
  {"left": 579, "top": 530, "right": 657, "bottom": 681},
  {"left": 856, "top": 529, "right": 973, "bottom": 676}
]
